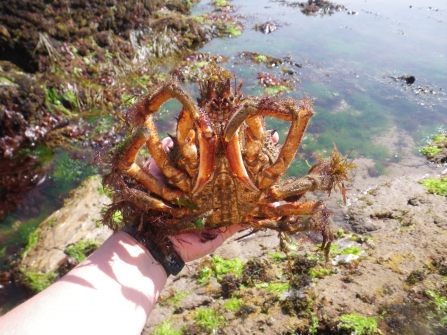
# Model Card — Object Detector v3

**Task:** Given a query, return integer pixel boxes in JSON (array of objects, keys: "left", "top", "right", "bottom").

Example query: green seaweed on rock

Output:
[
  {"left": 419, "top": 178, "right": 447, "bottom": 196},
  {"left": 20, "top": 269, "right": 57, "bottom": 293},
  {"left": 153, "top": 319, "right": 182, "bottom": 335},
  {"left": 337, "top": 313, "right": 380, "bottom": 335},
  {"left": 65, "top": 240, "right": 99, "bottom": 263}
]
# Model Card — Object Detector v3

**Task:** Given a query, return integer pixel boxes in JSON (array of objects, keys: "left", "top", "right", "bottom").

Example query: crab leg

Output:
[
  {"left": 258, "top": 100, "right": 314, "bottom": 189},
  {"left": 243, "top": 115, "right": 267, "bottom": 176},
  {"left": 225, "top": 129, "right": 259, "bottom": 192},
  {"left": 244, "top": 116, "right": 265, "bottom": 161},
  {"left": 224, "top": 98, "right": 296, "bottom": 143},
  {"left": 191, "top": 113, "right": 217, "bottom": 194},
  {"left": 258, "top": 175, "right": 319, "bottom": 204},
  {"left": 116, "top": 126, "right": 183, "bottom": 201},
  {"left": 248, "top": 202, "right": 333, "bottom": 258},
  {"left": 248, "top": 216, "right": 316, "bottom": 233},
  {"left": 259, "top": 200, "right": 322, "bottom": 217},
  {"left": 127, "top": 80, "right": 200, "bottom": 120},
  {"left": 176, "top": 108, "right": 199, "bottom": 176},
  {"left": 123, "top": 187, "right": 188, "bottom": 218},
  {"left": 145, "top": 116, "right": 192, "bottom": 192}
]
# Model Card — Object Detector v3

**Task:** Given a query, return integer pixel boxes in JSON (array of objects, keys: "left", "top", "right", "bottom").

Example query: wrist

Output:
[
  {"left": 114, "top": 231, "right": 169, "bottom": 280},
  {"left": 121, "top": 228, "right": 185, "bottom": 276}
]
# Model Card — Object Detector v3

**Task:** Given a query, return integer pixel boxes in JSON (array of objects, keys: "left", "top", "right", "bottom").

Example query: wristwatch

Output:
[{"left": 122, "top": 225, "right": 185, "bottom": 276}]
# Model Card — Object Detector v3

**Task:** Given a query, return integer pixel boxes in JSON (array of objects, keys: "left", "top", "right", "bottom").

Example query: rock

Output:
[
  {"left": 398, "top": 75, "right": 416, "bottom": 85},
  {"left": 21, "top": 176, "right": 112, "bottom": 274}
]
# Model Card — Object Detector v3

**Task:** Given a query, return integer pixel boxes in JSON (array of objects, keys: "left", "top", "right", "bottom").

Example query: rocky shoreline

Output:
[{"left": 8, "top": 161, "right": 446, "bottom": 334}]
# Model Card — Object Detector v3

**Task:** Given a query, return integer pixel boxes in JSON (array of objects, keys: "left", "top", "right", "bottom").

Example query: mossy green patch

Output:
[
  {"left": 20, "top": 269, "right": 57, "bottom": 293},
  {"left": 97, "top": 184, "right": 113, "bottom": 199},
  {"left": 159, "top": 289, "right": 190, "bottom": 309},
  {"left": 197, "top": 256, "right": 244, "bottom": 284},
  {"left": 265, "top": 85, "right": 290, "bottom": 95},
  {"left": 153, "top": 319, "right": 182, "bottom": 335},
  {"left": 214, "top": 0, "right": 231, "bottom": 7},
  {"left": 308, "top": 266, "right": 332, "bottom": 278},
  {"left": 337, "top": 313, "right": 379, "bottom": 335},
  {"left": 419, "top": 177, "right": 447, "bottom": 196},
  {"left": 224, "top": 297, "right": 244, "bottom": 311},
  {"left": 254, "top": 54, "right": 268, "bottom": 63},
  {"left": 426, "top": 290, "right": 447, "bottom": 327},
  {"left": 269, "top": 252, "right": 287, "bottom": 262},
  {"left": 227, "top": 26, "right": 242, "bottom": 37},
  {"left": 255, "top": 282, "right": 289, "bottom": 295},
  {"left": 197, "top": 266, "right": 214, "bottom": 284},
  {"left": 421, "top": 146, "right": 442, "bottom": 157},
  {"left": 194, "top": 307, "right": 225, "bottom": 332},
  {"left": 339, "top": 246, "right": 363, "bottom": 256},
  {"left": 44, "top": 86, "right": 79, "bottom": 115},
  {"left": 65, "top": 240, "right": 99, "bottom": 263},
  {"left": 433, "top": 134, "right": 447, "bottom": 142},
  {"left": 22, "top": 228, "right": 41, "bottom": 257}
]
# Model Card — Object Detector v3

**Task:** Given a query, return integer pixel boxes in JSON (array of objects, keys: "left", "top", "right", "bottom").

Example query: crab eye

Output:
[{"left": 204, "top": 130, "right": 214, "bottom": 138}]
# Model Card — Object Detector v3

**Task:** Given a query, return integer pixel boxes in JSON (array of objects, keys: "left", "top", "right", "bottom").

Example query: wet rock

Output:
[
  {"left": 0, "top": 0, "right": 195, "bottom": 72},
  {"left": 20, "top": 176, "right": 112, "bottom": 274},
  {"left": 255, "top": 21, "right": 277, "bottom": 34},
  {"left": 398, "top": 75, "right": 416, "bottom": 85},
  {"left": 282, "top": 0, "right": 347, "bottom": 16}
]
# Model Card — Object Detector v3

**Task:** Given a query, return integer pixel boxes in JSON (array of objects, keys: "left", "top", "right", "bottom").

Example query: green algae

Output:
[
  {"left": 159, "top": 289, "right": 190, "bottom": 308},
  {"left": 421, "top": 146, "right": 442, "bottom": 157},
  {"left": 20, "top": 269, "right": 57, "bottom": 293},
  {"left": 254, "top": 54, "right": 268, "bottom": 63},
  {"left": 254, "top": 282, "right": 289, "bottom": 295},
  {"left": 426, "top": 290, "right": 447, "bottom": 327},
  {"left": 308, "top": 266, "right": 332, "bottom": 278},
  {"left": 337, "top": 313, "right": 380, "bottom": 335},
  {"left": 264, "top": 85, "right": 291, "bottom": 95},
  {"left": 339, "top": 246, "right": 363, "bottom": 256},
  {"left": 153, "top": 319, "right": 182, "bottom": 335},
  {"left": 197, "top": 256, "right": 245, "bottom": 284},
  {"left": 65, "top": 240, "right": 99, "bottom": 263},
  {"left": 223, "top": 297, "right": 244, "bottom": 311},
  {"left": 227, "top": 26, "right": 242, "bottom": 37},
  {"left": 194, "top": 307, "right": 225, "bottom": 332},
  {"left": 419, "top": 177, "right": 447, "bottom": 196},
  {"left": 21, "top": 228, "right": 41, "bottom": 258}
]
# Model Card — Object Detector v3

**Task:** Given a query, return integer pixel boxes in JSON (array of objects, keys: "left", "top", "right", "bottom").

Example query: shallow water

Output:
[{"left": 193, "top": 0, "right": 447, "bottom": 179}]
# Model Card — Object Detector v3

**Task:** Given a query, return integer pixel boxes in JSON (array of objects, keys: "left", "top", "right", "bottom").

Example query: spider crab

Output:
[{"left": 103, "top": 66, "right": 353, "bottom": 256}]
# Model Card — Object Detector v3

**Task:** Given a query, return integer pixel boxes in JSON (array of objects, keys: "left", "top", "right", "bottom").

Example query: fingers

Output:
[
  {"left": 143, "top": 137, "right": 174, "bottom": 180},
  {"left": 170, "top": 224, "right": 246, "bottom": 262},
  {"left": 271, "top": 130, "right": 279, "bottom": 144},
  {"left": 161, "top": 137, "right": 174, "bottom": 152}
]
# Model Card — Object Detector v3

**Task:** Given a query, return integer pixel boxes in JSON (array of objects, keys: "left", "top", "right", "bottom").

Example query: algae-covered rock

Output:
[
  {"left": 0, "top": 0, "right": 195, "bottom": 72},
  {"left": 20, "top": 176, "right": 112, "bottom": 283}
]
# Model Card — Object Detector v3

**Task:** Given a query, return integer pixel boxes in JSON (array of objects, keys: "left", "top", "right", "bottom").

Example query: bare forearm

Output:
[{"left": 0, "top": 232, "right": 167, "bottom": 335}]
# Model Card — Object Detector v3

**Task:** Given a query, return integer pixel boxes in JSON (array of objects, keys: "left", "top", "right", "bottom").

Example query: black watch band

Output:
[{"left": 122, "top": 226, "right": 185, "bottom": 276}]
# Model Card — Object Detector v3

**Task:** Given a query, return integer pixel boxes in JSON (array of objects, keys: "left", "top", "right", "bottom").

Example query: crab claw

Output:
[
  {"left": 224, "top": 101, "right": 256, "bottom": 142},
  {"left": 192, "top": 114, "right": 217, "bottom": 194},
  {"left": 225, "top": 131, "right": 259, "bottom": 192}
]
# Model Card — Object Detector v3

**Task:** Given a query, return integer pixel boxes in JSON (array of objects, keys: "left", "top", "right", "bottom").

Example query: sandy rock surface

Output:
[{"left": 21, "top": 176, "right": 112, "bottom": 273}]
